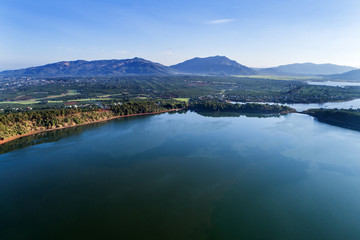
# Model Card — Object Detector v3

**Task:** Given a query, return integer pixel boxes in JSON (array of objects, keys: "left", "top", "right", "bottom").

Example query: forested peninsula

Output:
[
  {"left": 304, "top": 109, "right": 360, "bottom": 131},
  {"left": 0, "top": 101, "right": 186, "bottom": 144}
]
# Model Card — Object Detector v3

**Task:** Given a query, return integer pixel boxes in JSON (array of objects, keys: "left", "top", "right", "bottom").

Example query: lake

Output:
[
  {"left": 307, "top": 81, "right": 360, "bottom": 87},
  {"left": 1, "top": 111, "right": 360, "bottom": 240}
]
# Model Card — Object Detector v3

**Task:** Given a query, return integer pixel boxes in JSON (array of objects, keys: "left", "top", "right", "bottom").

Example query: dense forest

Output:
[
  {"left": 190, "top": 101, "right": 296, "bottom": 114},
  {"left": 304, "top": 109, "right": 360, "bottom": 131},
  {"left": 0, "top": 101, "right": 186, "bottom": 141}
]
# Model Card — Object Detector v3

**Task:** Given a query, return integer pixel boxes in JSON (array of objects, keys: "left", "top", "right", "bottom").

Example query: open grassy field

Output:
[
  {"left": 173, "top": 98, "right": 190, "bottom": 103},
  {"left": 98, "top": 93, "right": 124, "bottom": 98},
  {"left": 42, "top": 90, "right": 79, "bottom": 100},
  {"left": 0, "top": 100, "right": 41, "bottom": 105},
  {"left": 47, "top": 101, "right": 64, "bottom": 103},
  {"left": 70, "top": 98, "right": 106, "bottom": 102}
]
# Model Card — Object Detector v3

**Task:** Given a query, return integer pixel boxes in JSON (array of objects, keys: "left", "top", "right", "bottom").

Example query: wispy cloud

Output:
[{"left": 206, "top": 19, "right": 237, "bottom": 24}]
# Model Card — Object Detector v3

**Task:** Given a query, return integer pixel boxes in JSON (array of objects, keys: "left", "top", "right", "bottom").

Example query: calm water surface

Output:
[
  {"left": 307, "top": 81, "right": 360, "bottom": 87},
  {"left": 1, "top": 112, "right": 360, "bottom": 240}
]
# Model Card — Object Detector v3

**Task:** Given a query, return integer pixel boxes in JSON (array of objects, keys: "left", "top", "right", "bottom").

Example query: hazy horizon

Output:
[{"left": 1, "top": 0, "right": 360, "bottom": 70}]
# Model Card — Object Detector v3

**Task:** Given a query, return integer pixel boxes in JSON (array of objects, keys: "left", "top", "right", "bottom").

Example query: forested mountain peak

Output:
[{"left": 170, "top": 56, "right": 257, "bottom": 76}]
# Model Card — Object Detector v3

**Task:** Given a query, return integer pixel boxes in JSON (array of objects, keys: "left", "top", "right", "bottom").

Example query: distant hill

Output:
[
  {"left": 259, "top": 63, "right": 357, "bottom": 76},
  {"left": 0, "top": 58, "right": 175, "bottom": 77},
  {"left": 253, "top": 68, "right": 290, "bottom": 76},
  {"left": 170, "top": 56, "right": 257, "bottom": 76},
  {"left": 329, "top": 69, "right": 360, "bottom": 81}
]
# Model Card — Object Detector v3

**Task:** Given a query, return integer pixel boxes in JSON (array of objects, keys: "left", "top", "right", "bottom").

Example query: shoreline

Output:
[{"left": 0, "top": 108, "right": 183, "bottom": 146}]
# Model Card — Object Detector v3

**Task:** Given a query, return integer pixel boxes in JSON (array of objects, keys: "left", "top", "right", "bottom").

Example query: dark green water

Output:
[{"left": 1, "top": 111, "right": 360, "bottom": 240}]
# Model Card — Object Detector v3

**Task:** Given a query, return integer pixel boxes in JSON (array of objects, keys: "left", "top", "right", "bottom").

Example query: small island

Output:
[{"left": 190, "top": 101, "right": 296, "bottom": 114}]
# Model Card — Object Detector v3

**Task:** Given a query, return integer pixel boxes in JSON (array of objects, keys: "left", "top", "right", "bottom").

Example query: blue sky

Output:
[{"left": 1, "top": 0, "right": 360, "bottom": 70}]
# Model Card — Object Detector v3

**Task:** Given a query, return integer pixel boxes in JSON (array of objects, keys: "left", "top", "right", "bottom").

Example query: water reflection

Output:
[
  {"left": 0, "top": 112, "right": 280, "bottom": 155},
  {"left": 193, "top": 111, "right": 284, "bottom": 118},
  {"left": 0, "top": 124, "right": 91, "bottom": 155},
  {"left": 0, "top": 115, "right": 154, "bottom": 155}
]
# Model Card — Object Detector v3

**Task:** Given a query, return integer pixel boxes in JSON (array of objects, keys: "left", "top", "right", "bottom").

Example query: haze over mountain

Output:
[
  {"left": 258, "top": 63, "right": 357, "bottom": 76},
  {"left": 170, "top": 56, "right": 257, "bottom": 76},
  {"left": 0, "top": 58, "right": 175, "bottom": 77},
  {"left": 329, "top": 69, "right": 360, "bottom": 81},
  {"left": 253, "top": 68, "right": 291, "bottom": 76}
]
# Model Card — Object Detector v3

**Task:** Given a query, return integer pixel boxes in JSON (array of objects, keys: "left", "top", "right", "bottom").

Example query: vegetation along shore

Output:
[
  {"left": 0, "top": 100, "right": 297, "bottom": 145},
  {"left": 0, "top": 101, "right": 186, "bottom": 145}
]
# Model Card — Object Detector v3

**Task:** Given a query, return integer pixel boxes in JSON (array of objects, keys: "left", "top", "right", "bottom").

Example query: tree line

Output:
[
  {"left": 189, "top": 101, "right": 295, "bottom": 114},
  {"left": 0, "top": 101, "right": 187, "bottom": 140},
  {"left": 305, "top": 108, "right": 360, "bottom": 131}
]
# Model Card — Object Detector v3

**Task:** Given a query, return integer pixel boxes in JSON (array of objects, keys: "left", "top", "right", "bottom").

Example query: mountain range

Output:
[
  {"left": 0, "top": 56, "right": 358, "bottom": 78},
  {"left": 0, "top": 58, "right": 174, "bottom": 77}
]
